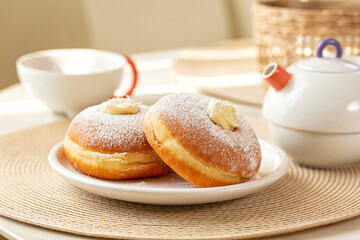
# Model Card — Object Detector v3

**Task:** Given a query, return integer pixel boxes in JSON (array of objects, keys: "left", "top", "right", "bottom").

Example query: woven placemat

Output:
[{"left": 0, "top": 119, "right": 360, "bottom": 240}]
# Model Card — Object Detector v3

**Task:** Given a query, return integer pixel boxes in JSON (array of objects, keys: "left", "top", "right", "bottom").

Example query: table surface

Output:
[{"left": 0, "top": 42, "right": 360, "bottom": 240}]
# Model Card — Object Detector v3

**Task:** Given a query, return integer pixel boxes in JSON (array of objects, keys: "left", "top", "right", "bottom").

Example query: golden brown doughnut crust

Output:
[
  {"left": 143, "top": 93, "right": 262, "bottom": 187},
  {"left": 64, "top": 104, "right": 171, "bottom": 180}
]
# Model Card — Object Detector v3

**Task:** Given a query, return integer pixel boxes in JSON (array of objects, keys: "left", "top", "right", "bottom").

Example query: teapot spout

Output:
[{"left": 262, "top": 63, "right": 291, "bottom": 91}]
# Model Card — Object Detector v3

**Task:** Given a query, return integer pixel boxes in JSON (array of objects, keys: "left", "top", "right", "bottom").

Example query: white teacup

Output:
[{"left": 16, "top": 49, "right": 138, "bottom": 117}]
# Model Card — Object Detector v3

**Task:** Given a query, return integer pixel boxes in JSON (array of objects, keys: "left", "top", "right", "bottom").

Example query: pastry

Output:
[
  {"left": 64, "top": 98, "right": 171, "bottom": 180},
  {"left": 143, "top": 93, "right": 261, "bottom": 187}
]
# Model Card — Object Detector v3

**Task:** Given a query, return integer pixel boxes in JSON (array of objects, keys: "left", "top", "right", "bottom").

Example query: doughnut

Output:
[
  {"left": 64, "top": 98, "right": 171, "bottom": 180},
  {"left": 143, "top": 93, "right": 261, "bottom": 187}
]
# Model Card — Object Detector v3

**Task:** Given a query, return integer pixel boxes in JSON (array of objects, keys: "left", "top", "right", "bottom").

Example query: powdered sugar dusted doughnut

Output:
[
  {"left": 64, "top": 100, "right": 171, "bottom": 180},
  {"left": 143, "top": 93, "right": 261, "bottom": 187}
]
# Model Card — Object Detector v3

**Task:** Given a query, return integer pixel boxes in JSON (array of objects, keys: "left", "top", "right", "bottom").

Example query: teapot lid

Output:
[{"left": 295, "top": 38, "right": 359, "bottom": 73}]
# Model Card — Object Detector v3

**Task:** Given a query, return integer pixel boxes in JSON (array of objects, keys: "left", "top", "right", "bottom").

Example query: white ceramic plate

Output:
[{"left": 48, "top": 139, "right": 289, "bottom": 205}]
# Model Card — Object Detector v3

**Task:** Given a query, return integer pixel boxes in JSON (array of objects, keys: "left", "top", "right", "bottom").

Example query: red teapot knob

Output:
[{"left": 262, "top": 62, "right": 292, "bottom": 91}]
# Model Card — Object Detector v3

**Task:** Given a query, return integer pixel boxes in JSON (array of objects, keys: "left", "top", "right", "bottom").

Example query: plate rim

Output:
[{"left": 48, "top": 139, "right": 289, "bottom": 195}]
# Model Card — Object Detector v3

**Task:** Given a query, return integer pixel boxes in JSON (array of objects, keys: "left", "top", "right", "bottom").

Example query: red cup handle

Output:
[{"left": 113, "top": 54, "right": 138, "bottom": 98}]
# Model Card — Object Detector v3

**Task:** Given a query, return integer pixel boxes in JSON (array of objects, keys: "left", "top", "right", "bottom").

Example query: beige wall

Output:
[
  {"left": 0, "top": 0, "right": 90, "bottom": 90},
  {"left": 230, "top": 0, "right": 255, "bottom": 38},
  {"left": 84, "top": 0, "right": 233, "bottom": 53},
  {"left": 0, "top": 0, "right": 253, "bottom": 90}
]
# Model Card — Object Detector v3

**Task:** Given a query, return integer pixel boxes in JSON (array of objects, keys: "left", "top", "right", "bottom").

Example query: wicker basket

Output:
[{"left": 252, "top": 0, "right": 360, "bottom": 72}]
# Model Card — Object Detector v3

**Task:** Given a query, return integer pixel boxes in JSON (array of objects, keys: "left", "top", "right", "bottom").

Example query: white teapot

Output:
[{"left": 262, "top": 38, "right": 360, "bottom": 168}]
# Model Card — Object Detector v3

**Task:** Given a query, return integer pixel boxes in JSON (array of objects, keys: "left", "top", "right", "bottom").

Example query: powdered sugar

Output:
[
  {"left": 67, "top": 105, "right": 151, "bottom": 153},
  {"left": 149, "top": 93, "right": 261, "bottom": 177}
]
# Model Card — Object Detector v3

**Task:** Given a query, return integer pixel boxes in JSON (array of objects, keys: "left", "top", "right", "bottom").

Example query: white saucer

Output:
[{"left": 48, "top": 139, "right": 289, "bottom": 205}]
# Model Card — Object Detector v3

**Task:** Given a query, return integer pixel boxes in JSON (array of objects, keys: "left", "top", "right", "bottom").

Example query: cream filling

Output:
[
  {"left": 64, "top": 135, "right": 158, "bottom": 165},
  {"left": 99, "top": 97, "right": 140, "bottom": 115},
  {"left": 207, "top": 98, "right": 240, "bottom": 130},
  {"left": 149, "top": 113, "right": 246, "bottom": 183}
]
